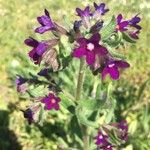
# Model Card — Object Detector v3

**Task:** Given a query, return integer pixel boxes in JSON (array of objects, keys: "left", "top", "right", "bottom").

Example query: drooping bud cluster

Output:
[{"left": 95, "top": 120, "right": 128, "bottom": 149}]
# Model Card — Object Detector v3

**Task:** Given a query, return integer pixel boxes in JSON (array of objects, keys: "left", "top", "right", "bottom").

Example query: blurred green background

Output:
[{"left": 0, "top": 0, "right": 150, "bottom": 149}]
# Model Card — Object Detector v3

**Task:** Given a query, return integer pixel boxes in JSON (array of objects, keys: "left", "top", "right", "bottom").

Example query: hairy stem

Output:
[
  {"left": 75, "top": 58, "right": 89, "bottom": 150},
  {"left": 75, "top": 58, "right": 85, "bottom": 101}
]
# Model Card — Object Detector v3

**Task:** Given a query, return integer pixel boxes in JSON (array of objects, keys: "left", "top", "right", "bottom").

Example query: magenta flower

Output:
[
  {"left": 94, "top": 131, "right": 109, "bottom": 146},
  {"left": 101, "top": 59, "right": 130, "bottom": 80},
  {"left": 16, "top": 76, "right": 27, "bottom": 93},
  {"left": 25, "top": 37, "right": 47, "bottom": 65},
  {"left": 41, "top": 93, "right": 61, "bottom": 110},
  {"left": 116, "top": 14, "right": 129, "bottom": 32},
  {"left": 129, "top": 14, "right": 141, "bottom": 30},
  {"left": 72, "top": 33, "right": 108, "bottom": 65},
  {"left": 35, "top": 9, "right": 55, "bottom": 34},
  {"left": 94, "top": 2, "right": 109, "bottom": 15},
  {"left": 76, "top": 6, "right": 91, "bottom": 18}
]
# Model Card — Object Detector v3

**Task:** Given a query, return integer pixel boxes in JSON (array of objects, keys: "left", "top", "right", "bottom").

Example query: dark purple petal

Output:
[
  {"left": 86, "top": 51, "right": 95, "bottom": 65},
  {"left": 35, "top": 26, "right": 52, "bottom": 34},
  {"left": 37, "top": 16, "right": 52, "bottom": 26},
  {"left": 36, "top": 43, "right": 47, "bottom": 55},
  {"left": 72, "top": 47, "right": 86, "bottom": 58},
  {"left": 76, "top": 6, "right": 91, "bottom": 17},
  {"left": 118, "top": 21, "right": 129, "bottom": 31},
  {"left": 94, "top": 2, "right": 109, "bottom": 15},
  {"left": 109, "top": 66, "right": 119, "bottom": 80},
  {"left": 115, "top": 60, "right": 130, "bottom": 68},
  {"left": 76, "top": 8, "right": 83, "bottom": 16},
  {"left": 89, "top": 33, "right": 101, "bottom": 43},
  {"left": 24, "top": 37, "right": 39, "bottom": 47},
  {"left": 96, "top": 45, "right": 108, "bottom": 55},
  {"left": 28, "top": 48, "right": 41, "bottom": 64},
  {"left": 117, "top": 14, "right": 123, "bottom": 24},
  {"left": 44, "top": 9, "right": 50, "bottom": 17},
  {"left": 129, "top": 30, "right": 140, "bottom": 39}
]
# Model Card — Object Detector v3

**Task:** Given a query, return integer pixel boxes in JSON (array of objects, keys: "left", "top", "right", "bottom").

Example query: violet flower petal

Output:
[
  {"left": 115, "top": 61, "right": 130, "bottom": 68},
  {"left": 72, "top": 47, "right": 86, "bottom": 58},
  {"left": 86, "top": 51, "right": 95, "bottom": 65},
  {"left": 109, "top": 67, "right": 119, "bottom": 80}
]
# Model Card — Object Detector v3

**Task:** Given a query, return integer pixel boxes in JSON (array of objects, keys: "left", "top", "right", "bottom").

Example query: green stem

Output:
[
  {"left": 75, "top": 58, "right": 85, "bottom": 101},
  {"left": 75, "top": 58, "right": 89, "bottom": 150}
]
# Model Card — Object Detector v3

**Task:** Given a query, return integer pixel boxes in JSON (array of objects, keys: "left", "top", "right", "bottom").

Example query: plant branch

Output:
[{"left": 75, "top": 58, "right": 85, "bottom": 101}]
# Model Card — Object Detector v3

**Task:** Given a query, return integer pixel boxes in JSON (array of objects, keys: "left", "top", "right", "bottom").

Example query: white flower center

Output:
[
  {"left": 98, "top": 135, "right": 103, "bottom": 139},
  {"left": 87, "top": 43, "right": 95, "bottom": 51},
  {"left": 108, "top": 63, "right": 115, "bottom": 68},
  {"left": 51, "top": 99, "right": 56, "bottom": 104}
]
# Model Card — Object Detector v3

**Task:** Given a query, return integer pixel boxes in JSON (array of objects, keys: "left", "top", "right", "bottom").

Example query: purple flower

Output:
[
  {"left": 23, "top": 108, "right": 34, "bottom": 124},
  {"left": 72, "top": 33, "right": 108, "bottom": 65},
  {"left": 35, "top": 9, "right": 55, "bottom": 34},
  {"left": 16, "top": 76, "right": 27, "bottom": 93},
  {"left": 25, "top": 37, "right": 47, "bottom": 65},
  {"left": 76, "top": 6, "right": 91, "bottom": 18},
  {"left": 94, "top": 2, "right": 109, "bottom": 15},
  {"left": 41, "top": 93, "right": 61, "bottom": 110},
  {"left": 101, "top": 59, "right": 130, "bottom": 80},
  {"left": 94, "top": 131, "right": 109, "bottom": 146},
  {"left": 116, "top": 14, "right": 129, "bottom": 32},
  {"left": 129, "top": 14, "right": 141, "bottom": 30}
]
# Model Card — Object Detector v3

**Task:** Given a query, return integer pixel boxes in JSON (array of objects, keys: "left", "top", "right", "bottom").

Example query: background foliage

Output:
[{"left": 0, "top": 0, "right": 150, "bottom": 149}]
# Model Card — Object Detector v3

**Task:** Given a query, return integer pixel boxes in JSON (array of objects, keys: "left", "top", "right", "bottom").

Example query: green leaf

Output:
[
  {"left": 100, "top": 16, "right": 116, "bottom": 40},
  {"left": 107, "top": 48, "right": 126, "bottom": 60},
  {"left": 104, "top": 32, "right": 122, "bottom": 48},
  {"left": 76, "top": 106, "right": 98, "bottom": 128},
  {"left": 59, "top": 92, "right": 75, "bottom": 114},
  {"left": 79, "top": 99, "right": 104, "bottom": 111},
  {"left": 122, "top": 32, "right": 136, "bottom": 43}
]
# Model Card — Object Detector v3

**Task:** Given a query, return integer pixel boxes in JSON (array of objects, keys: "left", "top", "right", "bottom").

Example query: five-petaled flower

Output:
[
  {"left": 101, "top": 59, "right": 130, "bottom": 80},
  {"left": 35, "top": 9, "right": 55, "bottom": 34},
  {"left": 25, "top": 37, "right": 47, "bottom": 65},
  {"left": 94, "top": 2, "right": 109, "bottom": 15},
  {"left": 41, "top": 93, "right": 61, "bottom": 110},
  {"left": 72, "top": 33, "right": 108, "bottom": 65},
  {"left": 116, "top": 14, "right": 129, "bottom": 32},
  {"left": 129, "top": 14, "right": 141, "bottom": 30},
  {"left": 76, "top": 6, "right": 91, "bottom": 18}
]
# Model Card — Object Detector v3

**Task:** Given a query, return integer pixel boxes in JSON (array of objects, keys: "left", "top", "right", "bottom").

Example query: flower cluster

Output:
[
  {"left": 24, "top": 3, "right": 141, "bottom": 81},
  {"left": 95, "top": 120, "right": 128, "bottom": 149},
  {"left": 16, "top": 1, "right": 141, "bottom": 149},
  {"left": 72, "top": 3, "right": 141, "bottom": 80}
]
